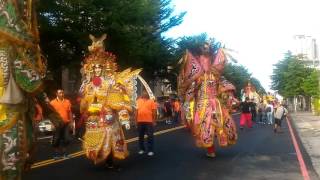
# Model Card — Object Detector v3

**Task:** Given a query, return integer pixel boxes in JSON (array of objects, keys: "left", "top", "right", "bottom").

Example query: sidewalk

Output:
[{"left": 290, "top": 112, "right": 320, "bottom": 178}]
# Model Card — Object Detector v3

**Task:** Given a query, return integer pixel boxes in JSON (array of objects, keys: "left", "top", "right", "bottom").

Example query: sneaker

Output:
[
  {"left": 147, "top": 152, "right": 154, "bottom": 156},
  {"left": 62, "top": 153, "right": 70, "bottom": 159},
  {"left": 53, "top": 153, "right": 62, "bottom": 160},
  {"left": 206, "top": 153, "right": 216, "bottom": 158},
  {"left": 106, "top": 164, "right": 114, "bottom": 169},
  {"left": 138, "top": 150, "right": 144, "bottom": 155}
]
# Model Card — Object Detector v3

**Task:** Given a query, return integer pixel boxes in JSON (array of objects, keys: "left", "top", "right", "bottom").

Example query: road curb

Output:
[
  {"left": 289, "top": 113, "right": 320, "bottom": 179},
  {"left": 286, "top": 115, "right": 311, "bottom": 180}
]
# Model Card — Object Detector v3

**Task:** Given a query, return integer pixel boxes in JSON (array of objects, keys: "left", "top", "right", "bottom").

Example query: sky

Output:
[{"left": 165, "top": 0, "right": 320, "bottom": 92}]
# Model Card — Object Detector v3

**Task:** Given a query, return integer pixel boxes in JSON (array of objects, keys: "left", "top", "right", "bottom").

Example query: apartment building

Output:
[{"left": 292, "top": 35, "right": 320, "bottom": 70}]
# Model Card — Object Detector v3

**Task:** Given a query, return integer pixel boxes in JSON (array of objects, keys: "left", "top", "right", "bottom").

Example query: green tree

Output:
[
  {"left": 174, "top": 33, "right": 222, "bottom": 58},
  {"left": 212, "top": 59, "right": 266, "bottom": 98},
  {"left": 271, "top": 52, "right": 314, "bottom": 98},
  {"left": 271, "top": 52, "right": 319, "bottom": 111},
  {"left": 282, "top": 57, "right": 307, "bottom": 97},
  {"left": 302, "top": 69, "right": 320, "bottom": 98},
  {"left": 37, "top": 0, "right": 186, "bottom": 85},
  {"left": 271, "top": 51, "right": 291, "bottom": 96},
  {"left": 250, "top": 77, "right": 266, "bottom": 95}
]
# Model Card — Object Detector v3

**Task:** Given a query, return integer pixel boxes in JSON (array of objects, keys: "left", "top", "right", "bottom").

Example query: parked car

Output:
[
  {"left": 38, "top": 117, "right": 76, "bottom": 136},
  {"left": 38, "top": 119, "right": 54, "bottom": 133}
]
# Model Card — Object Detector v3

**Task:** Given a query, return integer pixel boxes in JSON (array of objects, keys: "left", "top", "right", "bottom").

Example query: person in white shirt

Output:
[
  {"left": 266, "top": 102, "right": 274, "bottom": 125},
  {"left": 273, "top": 103, "right": 288, "bottom": 133}
]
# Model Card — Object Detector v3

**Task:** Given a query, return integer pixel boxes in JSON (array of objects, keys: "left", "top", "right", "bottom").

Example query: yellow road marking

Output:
[{"left": 31, "top": 125, "right": 186, "bottom": 169}]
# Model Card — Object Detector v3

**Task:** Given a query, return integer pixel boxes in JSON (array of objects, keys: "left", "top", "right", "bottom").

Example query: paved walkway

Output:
[{"left": 290, "top": 112, "right": 320, "bottom": 178}]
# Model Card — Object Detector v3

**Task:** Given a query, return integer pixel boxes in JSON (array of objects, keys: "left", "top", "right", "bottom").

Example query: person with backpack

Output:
[
  {"left": 266, "top": 101, "right": 274, "bottom": 125},
  {"left": 273, "top": 102, "right": 288, "bottom": 133}
]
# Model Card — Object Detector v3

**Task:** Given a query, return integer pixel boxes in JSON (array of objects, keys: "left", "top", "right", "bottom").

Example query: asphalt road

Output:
[{"left": 23, "top": 115, "right": 320, "bottom": 180}]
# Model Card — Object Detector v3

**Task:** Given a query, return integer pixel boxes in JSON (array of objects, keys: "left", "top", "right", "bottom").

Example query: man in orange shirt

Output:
[
  {"left": 173, "top": 98, "right": 181, "bottom": 124},
  {"left": 50, "top": 89, "right": 73, "bottom": 159},
  {"left": 135, "top": 90, "right": 157, "bottom": 156}
]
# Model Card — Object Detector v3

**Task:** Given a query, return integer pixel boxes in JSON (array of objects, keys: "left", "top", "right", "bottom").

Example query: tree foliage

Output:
[
  {"left": 174, "top": 33, "right": 222, "bottom": 58},
  {"left": 271, "top": 52, "right": 291, "bottom": 96},
  {"left": 249, "top": 77, "right": 266, "bottom": 95},
  {"left": 223, "top": 63, "right": 266, "bottom": 97},
  {"left": 302, "top": 69, "right": 320, "bottom": 98},
  {"left": 37, "top": 0, "right": 186, "bottom": 83},
  {"left": 271, "top": 52, "right": 319, "bottom": 98}
]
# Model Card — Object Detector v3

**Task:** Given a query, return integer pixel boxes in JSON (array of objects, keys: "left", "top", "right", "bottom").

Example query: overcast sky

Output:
[{"left": 165, "top": 0, "right": 320, "bottom": 91}]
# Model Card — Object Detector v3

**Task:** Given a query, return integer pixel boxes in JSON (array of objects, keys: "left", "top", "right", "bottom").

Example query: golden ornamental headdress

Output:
[{"left": 83, "top": 34, "right": 118, "bottom": 76}]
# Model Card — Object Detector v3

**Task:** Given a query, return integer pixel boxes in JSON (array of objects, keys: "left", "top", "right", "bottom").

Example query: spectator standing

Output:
[
  {"left": 164, "top": 98, "right": 173, "bottom": 124},
  {"left": 239, "top": 97, "right": 254, "bottom": 130},
  {"left": 273, "top": 103, "right": 288, "bottom": 133},
  {"left": 135, "top": 91, "right": 157, "bottom": 156},
  {"left": 250, "top": 99, "right": 257, "bottom": 122},
  {"left": 173, "top": 98, "right": 181, "bottom": 124},
  {"left": 50, "top": 89, "right": 73, "bottom": 159},
  {"left": 257, "top": 100, "right": 265, "bottom": 124},
  {"left": 158, "top": 100, "right": 166, "bottom": 120},
  {"left": 266, "top": 101, "right": 274, "bottom": 125}
]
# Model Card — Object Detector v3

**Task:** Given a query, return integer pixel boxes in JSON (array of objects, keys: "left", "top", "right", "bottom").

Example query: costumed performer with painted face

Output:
[{"left": 79, "top": 34, "right": 141, "bottom": 168}]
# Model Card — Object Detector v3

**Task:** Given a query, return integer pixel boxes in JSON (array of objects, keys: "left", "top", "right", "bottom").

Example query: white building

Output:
[{"left": 292, "top": 35, "right": 320, "bottom": 70}]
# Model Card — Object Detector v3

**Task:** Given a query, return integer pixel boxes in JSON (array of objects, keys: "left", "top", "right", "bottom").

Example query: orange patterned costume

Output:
[{"left": 178, "top": 42, "right": 238, "bottom": 157}]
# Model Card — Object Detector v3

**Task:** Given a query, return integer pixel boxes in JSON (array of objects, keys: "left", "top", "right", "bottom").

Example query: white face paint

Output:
[{"left": 93, "top": 64, "right": 102, "bottom": 76}]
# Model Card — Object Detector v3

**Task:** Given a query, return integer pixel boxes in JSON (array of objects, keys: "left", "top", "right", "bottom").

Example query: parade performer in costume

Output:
[
  {"left": 241, "top": 81, "right": 260, "bottom": 103},
  {"left": 178, "top": 41, "right": 238, "bottom": 158},
  {"left": 240, "top": 81, "right": 261, "bottom": 122},
  {"left": 265, "top": 92, "right": 275, "bottom": 104},
  {"left": 218, "top": 78, "right": 239, "bottom": 145},
  {"left": 79, "top": 34, "right": 142, "bottom": 165},
  {"left": 0, "top": 0, "right": 47, "bottom": 179}
]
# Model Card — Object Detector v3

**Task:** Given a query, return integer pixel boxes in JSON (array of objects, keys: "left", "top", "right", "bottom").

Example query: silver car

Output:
[{"left": 38, "top": 119, "right": 54, "bottom": 133}]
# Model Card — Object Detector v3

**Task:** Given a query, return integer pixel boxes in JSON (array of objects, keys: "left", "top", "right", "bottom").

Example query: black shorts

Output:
[{"left": 274, "top": 118, "right": 282, "bottom": 126}]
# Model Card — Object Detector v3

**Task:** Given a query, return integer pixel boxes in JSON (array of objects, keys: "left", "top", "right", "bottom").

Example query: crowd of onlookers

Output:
[
  {"left": 240, "top": 97, "right": 288, "bottom": 133},
  {"left": 67, "top": 94, "right": 288, "bottom": 139},
  {"left": 155, "top": 97, "right": 181, "bottom": 125}
]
